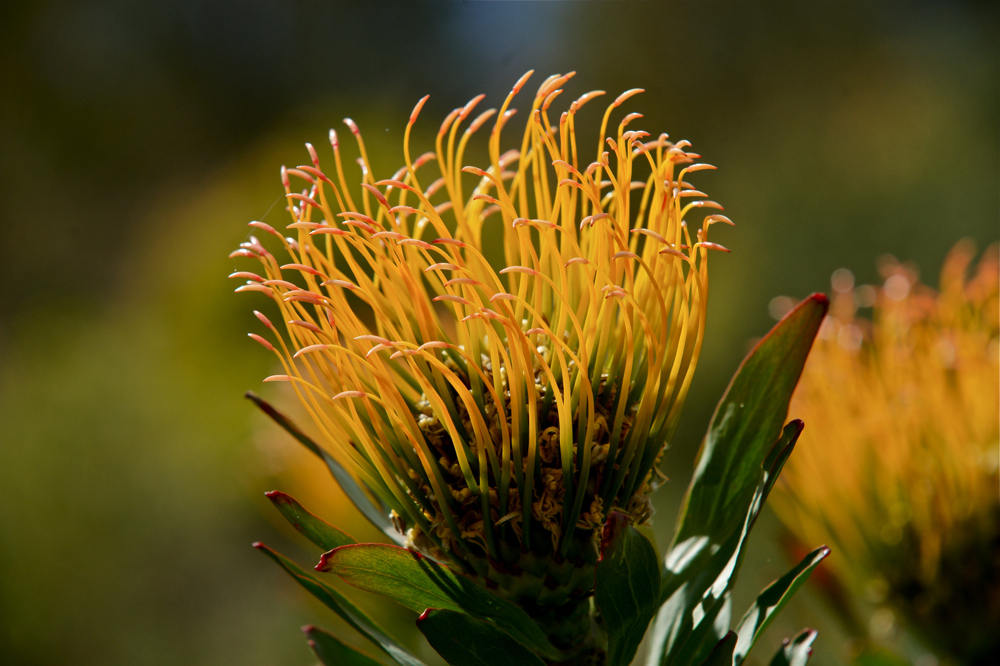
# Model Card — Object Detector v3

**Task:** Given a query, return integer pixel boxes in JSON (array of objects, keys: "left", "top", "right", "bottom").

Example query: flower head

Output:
[
  {"left": 232, "top": 71, "right": 727, "bottom": 606},
  {"left": 771, "top": 242, "right": 1000, "bottom": 659}
]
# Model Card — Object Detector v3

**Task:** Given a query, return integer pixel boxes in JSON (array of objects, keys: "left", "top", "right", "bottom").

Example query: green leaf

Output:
[
  {"left": 266, "top": 490, "right": 356, "bottom": 551},
  {"left": 253, "top": 542, "right": 425, "bottom": 666},
  {"left": 769, "top": 628, "right": 817, "bottom": 666},
  {"left": 594, "top": 511, "right": 661, "bottom": 666},
  {"left": 246, "top": 392, "right": 398, "bottom": 540},
  {"left": 318, "top": 543, "right": 560, "bottom": 660},
  {"left": 701, "top": 631, "right": 738, "bottom": 666},
  {"left": 649, "top": 421, "right": 803, "bottom": 665},
  {"left": 417, "top": 609, "right": 546, "bottom": 666},
  {"left": 733, "top": 546, "right": 830, "bottom": 665},
  {"left": 670, "top": 294, "right": 827, "bottom": 560},
  {"left": 645, "top": 294, "right": 827, "bottom": 666},
  {"left": 303, "top": 625, "right": 384, "bottom": 666}
]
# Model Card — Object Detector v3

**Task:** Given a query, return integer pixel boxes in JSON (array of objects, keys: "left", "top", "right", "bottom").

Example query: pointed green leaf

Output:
[
  {"left": 670, "top": 294, "right": 827, "bottom": 558},
  {"left": 246, "top": 392, "right": 397, "bottom": 539},
  {"left": 769, "top": 628, "right": 817, "bottom": 666},
  {"left": 266, "top": 490, "right": 356, "bottom": 551},
  {"left": 649, "top": 422, "right": 803, "bottom": 665},
  {"left": 594, "top": 511, "right": 661, "bottom": 666},
  {"left": 303, "top": 625, "right": 384, "bottom": 666},
  {"left": 733, "top": 546, "right": 830, "bottom": 665},
  {"left": 701, "top": 631, "right": 738, "bottom": 666},
  {"left": 417, "top": 609, "right": 545, "bottom": 666},
  {"left": 318, "top": 543, "right": 560, "bottom": 660},
  {"left": 253, "top": 542, "right": 425, "bottom": 666}
]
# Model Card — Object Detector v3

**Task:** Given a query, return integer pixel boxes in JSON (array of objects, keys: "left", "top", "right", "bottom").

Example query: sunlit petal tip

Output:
[
  {"left": 433, "top": 294, "right": 474, "bottom": 306},
  {"left": 229, "top": 271, "right": 264, "bottom": 282},
  {"left": 293, "top": 344, "right": 332, "bottom": 359},
  {"left": 417, "top": 341, "right": 451, "bottom": 351},
  {"left": 658, "top": 247, "right": 688, "bottom": 260},
  {"left": 490, "top": 293, "right": 517, "bottom": 302},
  {"left": 425, "top": 262, "right": 461, "bottom": 273},
  {"left": 612, "top": 88, "right": 644, "bottom": 107},
  {"left": 511, "top": 69, "right": 535, "bottom": 95},
  {"left": 234, "top": 284, "right": 273, "bottom": 295},
  {"left": 263, "top": 375, "right": 292, "bottom": 382},
  {"left": 705, "top": 214, "right": 735, "bottom": 226},
  {"left": 288, "top": 320, "right": 322, "bottom": 333},
  {"left": 409, "top": 95, "right": 430, "bottom": 125},
  {"left": 332, "top": 390, "right": 366, "bottom": 401},
  {"left": 253, "top": 311, "right": 274, "bottom": 329},
  {"left": 247, "top": 333, "right": 274, "bottom": 351}
]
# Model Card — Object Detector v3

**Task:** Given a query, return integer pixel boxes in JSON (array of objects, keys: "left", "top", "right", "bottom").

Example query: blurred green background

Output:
[{"left": 0, "top": 2, "right": 996, "bottom": 664}]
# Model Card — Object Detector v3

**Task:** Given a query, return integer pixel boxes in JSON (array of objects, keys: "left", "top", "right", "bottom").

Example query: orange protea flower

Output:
[
  {"left": 771, "top": 242, "right": 1000, "bottom": 662},
  {"left": 231, "top": 71, "right": 728, "bottom": 611}
]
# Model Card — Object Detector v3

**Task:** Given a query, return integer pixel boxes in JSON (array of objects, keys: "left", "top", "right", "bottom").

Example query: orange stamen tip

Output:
[
  {"left": 253, "top": 310, "right": 274, "bottom": 329},
  {"left": 425, "top": 263, "right": 461, "bottom": 273},
  {"left": 409, "top": 95, "right": 430, "bottom": 125},
  {"left": 512, "top": 70, "right": 534, "bottom": 95},
  {"left": 705, "top": 214, "right": 735, "bottom": 226},
  {"left": 280, "top": 263, "right": 324, "bottom": 276},
  {"left": 293, "top": 344, "right": 332, "bottom": 358},
  {"left": 332, "top": 390, "right": 366, "bottom": 400},
  {"left": 248, "top": 333, "right": 274, "bottom": 351},
  {"left": 433, "top": 295, "right": 473, "bottom": 306},
  {"left": 613, "top": 88, "right": 645, "bottom": 107},
  {"left": 355, "top": 335, "right": 392, "bottom": 345},
  {"left": 263, "top": 375, "right": 292, "bottom": 382},
  {"left": 321, "top": 279, "right": 358, "bottom": 290},
  {"left": 499, "top": 266, "right": 540, "bottom": 276},
  {"left": 418, "top": 341, "right": 450, "bottom": 351},
  {"left": 343, "top": 118, "right": 360, "bottom": 135},
  {"left": 701, "top": 242, "right": 731, "bottom": 253},
  {"left": 659, "top": 248, "right": 688, "bottom": 260},
  {"left": 229, "top": 271, "right": 264, "bottom": 282}
]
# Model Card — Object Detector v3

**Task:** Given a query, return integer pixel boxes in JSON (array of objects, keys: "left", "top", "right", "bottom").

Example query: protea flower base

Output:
[{"left": 235, "top": 72, "right": 832, "bottom": 665}]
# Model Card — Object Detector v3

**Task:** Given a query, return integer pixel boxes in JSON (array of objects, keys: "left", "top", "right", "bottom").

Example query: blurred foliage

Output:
[{"left": 0, "top": 2, "right": 996, "bottom": 665}]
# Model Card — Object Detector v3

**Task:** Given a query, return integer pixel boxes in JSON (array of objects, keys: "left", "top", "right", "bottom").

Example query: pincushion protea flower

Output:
[
  {"left": 233, "top": 71, "right": 726, "bottom": 601},
  {"left": 771, "top": 242, "right": 1000, "bottom": 663},
  {"left": 234, "top": 71, "right": 830, "bottom": 666}
]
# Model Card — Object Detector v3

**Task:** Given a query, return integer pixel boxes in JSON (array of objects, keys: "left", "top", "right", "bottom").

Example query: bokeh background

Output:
[{"left": 1, "top": 2, "right": 996, "bottom": 665}]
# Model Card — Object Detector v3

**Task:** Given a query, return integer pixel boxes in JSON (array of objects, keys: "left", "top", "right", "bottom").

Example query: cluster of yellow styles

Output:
[
  {"left": 772, "top": 242, "right": 999, "bottom": 653},
  {"left": 230, "top": 71, "right": 729, "bottom": 597}
]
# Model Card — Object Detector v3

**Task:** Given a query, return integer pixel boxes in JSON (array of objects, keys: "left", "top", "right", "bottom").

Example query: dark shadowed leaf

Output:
[
  {"left": 417, "top": 609, "right": 545, "bottom": 666},
  {"left": 733, "top": 546, "right": 830, "bottom": 665},
  {"left": 701, "top": 631, "right": 738, "bottom": 666},
  {"left": 266, "top": 490, "right": 356, "bottom": 551},
  {"left": 246, "top": 392, "right": 399, "bottom": 540},
  {"left": 594, "top": 511, "right": 661, "bottom": 666},
  {"left": 303, "top": 625, "right": 384, "bottom": 666},
  {"left": 318, "top": 543, "right": 559, "bottom": 659},
  {"left": 254, "top": 542, "right": 425, "bottom": 666},
  {"left": 769, "top": 628, "right": 817, "bottom": 666}
]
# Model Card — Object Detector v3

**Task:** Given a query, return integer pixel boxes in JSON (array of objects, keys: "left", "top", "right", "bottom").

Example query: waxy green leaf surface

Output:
[
  {"left": 594, "top": 511, "right": 661, "bottom": 666},
  {"left": 266, "top": 490, "right": 356, "bottom": 551},
  {"left": 733, "top": 546, "right": 830, "bottom": 664},
  {"left": 647, "top": 294, "right": 828, "bottom": 666},
  {"left": 318, "top": 543, "right": 559, "bottom": 659},
  {"left": 303, "top": 625, "right": 384, "bottom": 666},
  {"left": 254, "top": 543, "right": 424, "bottom": 666},
  {"left": 417, "top": 609, "right": 546, "bottom": 666}
]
